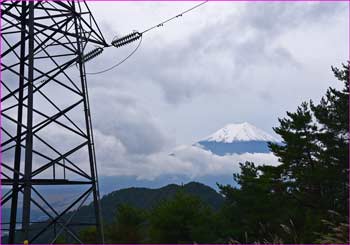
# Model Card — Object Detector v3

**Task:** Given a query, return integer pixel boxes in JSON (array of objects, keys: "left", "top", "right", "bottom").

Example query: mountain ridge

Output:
[{"left": 73, "top": 181, "right": 224, "bottom": 224}]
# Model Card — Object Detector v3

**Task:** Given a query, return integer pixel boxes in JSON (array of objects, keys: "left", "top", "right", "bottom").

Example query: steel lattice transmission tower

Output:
[{"left": 1, "top": 1, "right": 108, "bottom": 243}]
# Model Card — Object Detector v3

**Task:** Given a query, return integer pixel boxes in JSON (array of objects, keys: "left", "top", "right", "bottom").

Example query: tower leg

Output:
[
  {"left": 8, "top": 1, "right": 27, "bottom": 243},
  {"left": 22, "top": 1, "right": 35, "bottom": 241},
  {"left": 73, "top": 2, "right": 104, "bottom": 243}
]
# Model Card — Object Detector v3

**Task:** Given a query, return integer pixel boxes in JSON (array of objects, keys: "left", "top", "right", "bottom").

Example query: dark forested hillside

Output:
[{"left": 76, "top": 181, "right": 224, "bottom": 224}]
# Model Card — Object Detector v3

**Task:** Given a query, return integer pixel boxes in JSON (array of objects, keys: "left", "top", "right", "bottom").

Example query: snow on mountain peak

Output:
[{"left": 202, "top": 122, "right": 279, "bottom": 143}]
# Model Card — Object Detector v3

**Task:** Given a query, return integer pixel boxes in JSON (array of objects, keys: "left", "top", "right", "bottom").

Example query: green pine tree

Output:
[
  {"left": 149, "top": 191, "right": 216, "bottom": 243},
  {"left": 105, "top": 204, "right": 147, "bottom": 243}
]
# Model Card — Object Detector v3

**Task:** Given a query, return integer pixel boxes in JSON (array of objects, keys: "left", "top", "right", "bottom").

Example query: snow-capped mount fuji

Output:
[
  {"left": 196, "top": 122, "right": 280, "bottom": 155},
  {"left": 203, "top": 122, "right": 279, "bottom": 143}
]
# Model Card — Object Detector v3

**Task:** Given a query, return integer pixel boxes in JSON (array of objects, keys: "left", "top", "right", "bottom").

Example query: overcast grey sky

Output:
[{"left": 80, "top": 1, "right": 348, "bottom": 179}]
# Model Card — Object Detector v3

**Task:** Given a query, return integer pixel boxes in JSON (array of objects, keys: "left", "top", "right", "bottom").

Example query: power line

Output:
[
  {"left": 141, "top": 1, "right": 208, "bottom": 34},
  {"left": 85, "top": 1, "right": 208, "bottom": 75}
]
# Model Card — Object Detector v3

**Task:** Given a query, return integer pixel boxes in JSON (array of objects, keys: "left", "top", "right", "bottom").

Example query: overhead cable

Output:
[{"left": 86, "top": 1, "right": 208, "bottom": 75}]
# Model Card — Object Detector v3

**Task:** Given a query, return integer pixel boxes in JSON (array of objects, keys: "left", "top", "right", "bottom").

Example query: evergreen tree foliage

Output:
[
  {"left": 105, "top": 204, "right": 147, "bottom": 243},
  {"left": 79, "top": 226, "right": 98, "bottom": 244},
  {"left": 149, "top": 191, "right": 216, "bottom": 243}
]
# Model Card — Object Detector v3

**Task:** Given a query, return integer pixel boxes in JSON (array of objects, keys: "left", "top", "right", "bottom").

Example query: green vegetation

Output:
[
  {"left": 149, "top": 192, "right": 217, "bottom": 243},
  {"left": 105, "top": 204, "right": 147, "bottom": 243}
]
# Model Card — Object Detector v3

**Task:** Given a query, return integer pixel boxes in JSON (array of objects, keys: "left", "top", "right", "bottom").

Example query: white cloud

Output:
[{"left": 93, "top": 137, "right": 279, "bottom": 180}]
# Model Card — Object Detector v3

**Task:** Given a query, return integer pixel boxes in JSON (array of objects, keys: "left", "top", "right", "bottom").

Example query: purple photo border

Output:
[{"left": 0, "top": 0, "right": 349, "bottom": 244}]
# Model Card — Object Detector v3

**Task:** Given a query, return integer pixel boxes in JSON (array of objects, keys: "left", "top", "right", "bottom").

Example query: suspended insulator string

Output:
[
  {"left": 141, "top": 1, "right": 208, "bottom": 34},
  {"left": 86, "top": 35, "right": 143, "bottom": 75},
  {"left": 81, "top": 47, "right": 104, "bottom": 63},
  {"left": 111, "top": 31, "right": 142, "bottom": 48}
]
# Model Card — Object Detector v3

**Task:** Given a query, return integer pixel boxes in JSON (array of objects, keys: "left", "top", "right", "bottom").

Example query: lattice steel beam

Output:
[{"left": 1, "top": 1, "right": 107, "bottom": 243}]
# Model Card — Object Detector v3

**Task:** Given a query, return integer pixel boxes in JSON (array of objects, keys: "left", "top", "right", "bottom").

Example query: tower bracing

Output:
[{"left": 1, "top": 1, "right": 107, "bottom": 243}]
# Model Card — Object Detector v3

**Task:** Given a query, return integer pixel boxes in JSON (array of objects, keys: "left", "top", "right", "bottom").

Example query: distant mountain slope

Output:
[
  {"left": 197, "top": 122, "right": 279, "bottom": 155},
  {"left": 77, "top": 181, "right": 224, "bottom": 224},
  {"left": 197, "top": 140, "right": 272, "bottom": 154}
]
